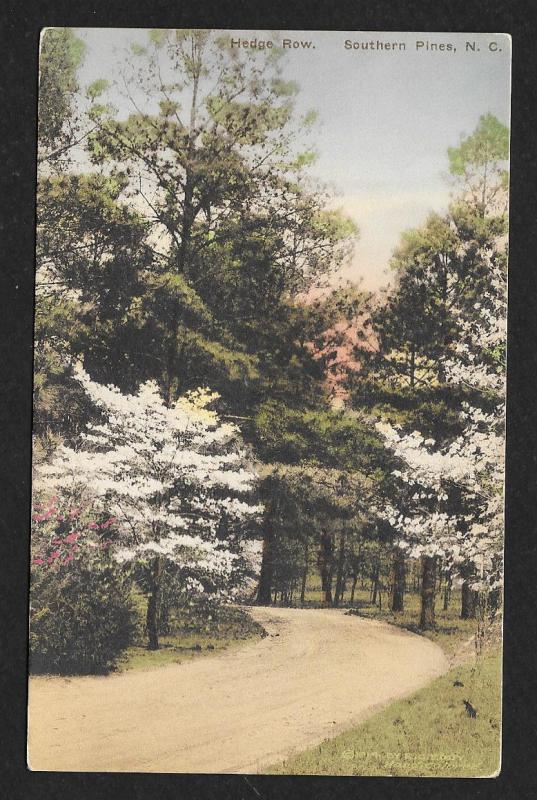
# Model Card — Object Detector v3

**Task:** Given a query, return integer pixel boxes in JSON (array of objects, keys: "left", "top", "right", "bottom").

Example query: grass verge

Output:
[
  {"left": 267, "top": 648, "right": 502, "bottom": 777},
  {"left": 117, "top": 603, "right": 265, "bottom": 672}
]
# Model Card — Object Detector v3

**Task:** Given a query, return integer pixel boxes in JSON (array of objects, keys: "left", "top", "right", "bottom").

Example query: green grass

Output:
[
  {"left": 117, "top": 602, "right": 265, "bottom": 673},
  {"left": 267, "top": 648, "right": 502, "bottom": 777}
]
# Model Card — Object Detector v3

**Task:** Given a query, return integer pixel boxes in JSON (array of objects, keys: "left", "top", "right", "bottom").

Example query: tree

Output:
[
  {"left": 35, "top": 31, "right": 133, "bottom": 457},
  {"left": 352, "top": 206, "right": 504, "bottom": 396},
  {"left": 345, "top": 115, "right": 508, "bottom": 628},
  {"left": 34, "top": 30, "right": 369, "bottom": 626},
  {"left": 86, "top": 29, "right": 357, "bottom": 407},
  {"left": 252, "top": 401, "right": 391, "bottom": 606},
  {"left": 448, "top": 113, "right": 509, "bottom": 218},
  {"left": 349, "top": 116, "right": 508, "bottom": 436},
  {"left": 33, "top": 171, "right": 157, "bottom": 461},
  {"left": 375, "top": 246, "right": 505, "bottom": 628},
  {"left": 38, "top": 28, "right": 87, "bottom": 165},
  {"left": 255, "top": 463, "right": 374, "bottom": 607},
  {"left": 38, "top": 367, "right": 262, "bottom": 650}
]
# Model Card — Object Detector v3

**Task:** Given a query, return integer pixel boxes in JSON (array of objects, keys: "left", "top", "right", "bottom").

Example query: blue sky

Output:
[{"left": 74, "top": 29, "right": 511, "bottom": 290}]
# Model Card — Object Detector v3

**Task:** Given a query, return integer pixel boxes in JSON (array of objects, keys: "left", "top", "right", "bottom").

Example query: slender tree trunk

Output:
[
  {"left": 443, "top": 570, "right": 452, "bottom": 611},
  {"left": 317, "top": 530, "right": 334, "bottom": 605},
  {"left": 371, "top": 566, "right": 380, "bottom": 606},
  {"left": 350, "top": 573, "right": 358, "bottom": 604},
  {"left": 146, "top": 556, "right": 164, "bottom": 650},
  {"left": 323, "top": 573, "right": 333, "bottom": 605},
  {"left": 461, "top": 580, "right": 477, "bottom": 619},
  {"left": 165, "top": 53, "right": 201, "bottom": 405},
  {"left": 419, "top": 555, "right": 437, "bottom": 630},
  {"left": 333, "top": 529, "right": 347, "bottom": 607},
  {"left": 256, "top": 526, "right": 274, "bottom": 605},
  {"left": 409, "top": 342, "right": 416, "bottom": 390},
  {"left": 390, "top": 547, "right": 406, "bottom": 612},
  {"left": 300, "top": 539, "right": 309, "bottom": 606}
]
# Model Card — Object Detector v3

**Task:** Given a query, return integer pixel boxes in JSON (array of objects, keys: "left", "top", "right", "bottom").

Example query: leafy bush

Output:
[
  {"left": 30, "top": 557, "right": 139, "bottom": 675},
  {"left": 29, "top": 496, "right": 139, "bottom": 674}
]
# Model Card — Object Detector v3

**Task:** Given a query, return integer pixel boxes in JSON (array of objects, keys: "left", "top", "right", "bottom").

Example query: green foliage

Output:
[
  {"left": 130, "top": 42, "right": 147, "bottom": 57},
  {"left": 254, "top": 401, "right": 390, "bottom": 476},
  {"left": 30, "top": 556, "right": 138, "bottom": 675},
  {"left": 32, "top": 350, "right": 98, "bottom": 461},
  {"left": 38, "top": 28, "right": 86, "bottom": 159},
  {"left": 448, "top": 113, "right": 509, "bottom": 216},
  {"left": 369, "top": 212, "right": 467, "bottom": 389},
  {"left": 37, "top": 172, "right": 150, "bottom": 294},
  {"left": 81, "top": 30, "right": 357, "bottom": 411},
  {"left": 302, "top": 109, "right": 318, "bottom": 127},
  {"left": 448, "top": 114, "right": 508, "bottom": 175},
  {"left": 34, "top": 171, "right": 155, "bottom": 432},
  {"left": 347, "top": 378, "right": 482, "bottom": 440},
  {"left": 349, "top": 115, "right": 508, "bottom": 448},
  {"left": 86, "top": 78, "right": 109, "bottom": 100},
  {"left": 149, "top": 28, "right": 170, "bottom": 46},
  {"left": 271, "top": 78, "right": 299, "bottom": 97}
]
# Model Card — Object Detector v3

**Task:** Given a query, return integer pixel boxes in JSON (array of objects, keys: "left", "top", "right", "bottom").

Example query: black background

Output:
[{"left": 1, "top": 1, "right": 536, "bottom": 798}]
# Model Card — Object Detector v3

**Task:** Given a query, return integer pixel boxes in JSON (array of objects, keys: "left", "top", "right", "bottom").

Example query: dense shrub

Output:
[
  {"left": 30, "top": 557, "right": 139, "bottom": 674},
  {"left": 29, "top": 496, "right": 139, "bottom": 674}
]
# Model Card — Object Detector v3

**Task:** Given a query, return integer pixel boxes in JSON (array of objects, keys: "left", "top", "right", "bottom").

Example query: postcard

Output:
[{"left": 28, "top": 28, "right": 510, "bottom": 776}]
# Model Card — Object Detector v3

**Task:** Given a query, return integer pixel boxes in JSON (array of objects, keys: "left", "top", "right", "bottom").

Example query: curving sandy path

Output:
[{"left": 28, "top": 607, "right": 448, "bottom": 773}]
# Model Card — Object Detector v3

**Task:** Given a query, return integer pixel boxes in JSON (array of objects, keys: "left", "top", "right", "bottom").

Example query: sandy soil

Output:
[{"left": 27, "top": 606, "right": 448, "bottom": 773}]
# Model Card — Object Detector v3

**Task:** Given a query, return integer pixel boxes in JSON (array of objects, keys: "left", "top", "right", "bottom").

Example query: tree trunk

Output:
[
  {"left": 300, "top": 539, "right": 309, "bottom": 606},
  {"left": 317, "top": 530, "right": 334, "bottom": 606},
  {"left": 146, "top": 556, "right": 164, "bottom": 650},
  {"left": 256, "top": 526, "right": 274, "bottom": 605},
  {"left": 371, "top": 565, "right": 380, "bottom": 606},
  {"left": 390, "top": 547, "right": 406, "bottom": 612},
  {"left": 443, "top": 570, "right": 452, "bottom": 611},
  {"left": 419, "top": 555, "right": 437, "bottom": 630},
  {"left": 350, "top": 574, "right": 358, "bottom": 604},
  {"left": 164, "top": 55, "right": 201, "bottom": 405},
  {"left": 333, "top": 529, "right": 347, "bottom": 607},
  {"left": 409, "top": 342, "right": 416, "bottom": 390},
  {"left": 461, "top": 579, "right": 477, "bottom": 619},
  {"left": 323, "top": 575, "right": 333, "bottom": 605}
]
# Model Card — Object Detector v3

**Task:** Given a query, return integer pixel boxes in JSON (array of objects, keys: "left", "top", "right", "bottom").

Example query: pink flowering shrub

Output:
[
  {"left": 31, "top": 495, "right": 118, "bottom": 569},
  {"left": 30, "top": 494, "right": 139, "bottom": 674}
]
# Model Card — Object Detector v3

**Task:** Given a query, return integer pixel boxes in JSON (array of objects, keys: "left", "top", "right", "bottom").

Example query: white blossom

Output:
[{"left": 37, "top": 367, "right": 263, "bottom": 597}]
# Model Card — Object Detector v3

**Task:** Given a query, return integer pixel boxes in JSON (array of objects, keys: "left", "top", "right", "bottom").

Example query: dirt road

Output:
[{"left": 28, "top": 607, "right": 448, "bottom": 773}]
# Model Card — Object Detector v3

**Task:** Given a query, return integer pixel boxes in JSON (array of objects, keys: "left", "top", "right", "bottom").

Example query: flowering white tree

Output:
[
  {"left": 376, "top": 234, "right": 506, "bottom": 629},
  {"left": 37, "top": 367, "right": 263, "bottom": 649}
]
